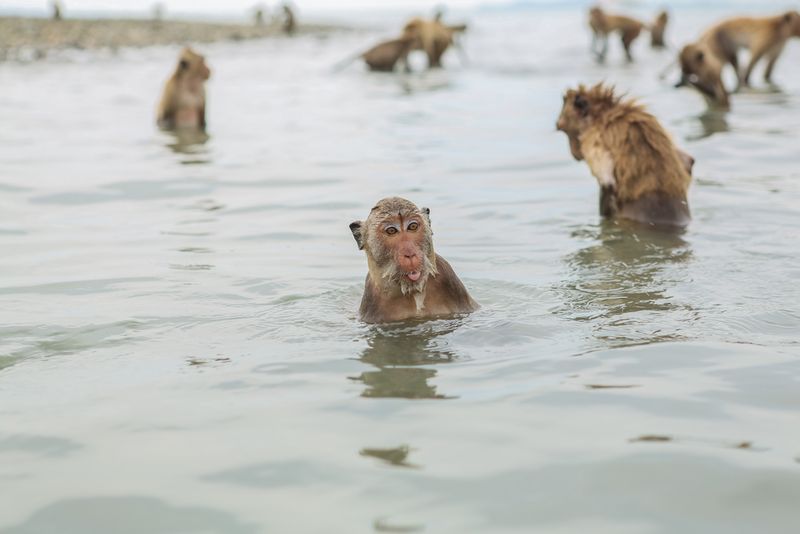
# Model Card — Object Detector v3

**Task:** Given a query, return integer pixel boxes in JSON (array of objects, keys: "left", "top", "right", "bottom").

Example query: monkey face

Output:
[
  {"left": 676, "top": 45, "right": 727, "bottom": 107},
  {"left": 178, "top": 48, "right": 211, "bottom": 81},
  {"left": 350, "top": 198, "right": 437, "bottom": 295},
  {"left": 557, "top": 89, "right": 592, "bottom": 160}
]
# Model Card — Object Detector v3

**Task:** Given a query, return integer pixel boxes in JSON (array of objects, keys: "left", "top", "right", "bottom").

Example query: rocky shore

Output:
[{"left": 0, "top": 16, "right": 347, "bottom": 60}]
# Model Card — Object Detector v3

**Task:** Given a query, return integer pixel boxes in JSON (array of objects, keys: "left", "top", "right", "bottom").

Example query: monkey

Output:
[
  {"left": 349, "top": 197, "right": 479, "bottom": 323},
  {"left": 281, "top": 4, "right": 296, "bottom": 36},
  {"left": 156, "top": 47, "right": 211, "bottom": 130},
  {"left": 556, "top": 84, "right": 694, "bottom": 227},
  {"left": 360, "top": 37, "right": 416, "bottom": 72},
  {"left": 51, "top": 0, "right": 62, "bottom": 21},
  {"left": 589, "top": 7, "right": 668, "bottom": 62},
  {"left": 676, "top": 11, "right": 800, "bottom": 108},
  {"left": 401, "top": 18, "right": 465, "bottom": 69},
  {"left": 651, "top": 11, "right": 669, "bottom": 48}
]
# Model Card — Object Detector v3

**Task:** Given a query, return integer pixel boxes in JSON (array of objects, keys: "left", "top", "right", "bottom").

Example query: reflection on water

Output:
[
  {"left": 350, "top": 322, "right": 458, "bottom": 399},
  {"left": 559, "top": 220, "right": 694, "bottom": 350},
  {"left": 360, "top": 445, "right": 418, "bottom": 468},
  {"left": 689, "top": 110, "right": 730, "bottom": 141},
  {"left": 162, "top": 129, "right": 211, "bottom": 165}
]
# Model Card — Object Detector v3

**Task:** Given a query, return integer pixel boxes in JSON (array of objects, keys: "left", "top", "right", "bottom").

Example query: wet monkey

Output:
[
  {"left": 677, "top": 11, "right": 800, "bottom": 108},
  {"left": 401, "top": 18, "right": 465, "bottom": 68},
  {"left": 557, "top": 84, "right": 694, "bottom": 227},
  {"left": 156, "top": 47, "right": 211, "bottom": 130},
  {"left": 349, "top": 197, "right": 479, "bottom": 323},
  {"left": 360, "top": 37, "right": 416, "bottom": 72},
  {"left": 589, "top": 6, "right": 669, "bottom": 62}
]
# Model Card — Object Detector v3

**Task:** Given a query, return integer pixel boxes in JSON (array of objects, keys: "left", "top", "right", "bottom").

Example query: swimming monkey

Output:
[{"left": 350, "top": 197, "right": 479, "bottom": 323}]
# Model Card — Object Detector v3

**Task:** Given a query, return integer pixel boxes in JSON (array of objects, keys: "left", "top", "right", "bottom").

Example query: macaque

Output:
[
  {"left": 51, "top": 0, "right": 63, "bottom": 21},
  {"left": 589, "top": 6, "right": 668, "bottom": 62},
  {"left": 651, "top": 11, "right": 668, "bottom": 48},
  {"left": 282, "top": 4, "right": 296, "bottom": 35},
  {"left": 156, "top": 47, "right": 211, "bottom": 130},
  {"left": 402, "top": 17, "right": 465, "bottom": 68},
  {"left": 350, "top": 197, "right": 479, "bottom": 323},
  {"left": 556, "top": 84, "right": 693, "bottom": 227},
  {"left": 360, "top": 37, "right": 415, "bottom": 72},
  {"left": 676, "top": 11, "right": 800, "bottom": 108}
]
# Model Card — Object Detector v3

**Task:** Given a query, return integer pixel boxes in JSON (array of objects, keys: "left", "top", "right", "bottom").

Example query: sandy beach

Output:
[{"left": 0, "top": 16, "right": 348, "bottom": 60}]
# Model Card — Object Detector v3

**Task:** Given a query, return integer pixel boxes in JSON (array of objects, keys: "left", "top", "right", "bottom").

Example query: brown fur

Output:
[
  {"left": 282, "top": 5, "right": 296, "bottom": 35},
  {"left": 556, "top": 84, "right": 693, "bottom": 227},
  {"left": 589, "top": 7, "right": 646, "bottom": 62},
  {"left": 677, "top": 11, "right": 800, "bottom": 108},
  {"left": 361, "top": 37, "right": 415, "bottom": 72},
  {"left": 350, "top": 197, "right": 478, "bottom": 323},
  {"left": 402, "top": 18, "right": 464, "bottom": 68},
  {"left": 157, "top": 47, "right": 211, "bottom": 130},
  {"left": 651, "top": 11, "right": 669, "bottom": 48}
]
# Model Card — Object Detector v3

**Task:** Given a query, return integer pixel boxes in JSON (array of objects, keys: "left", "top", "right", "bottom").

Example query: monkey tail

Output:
[{"left": 331, "top": 51, "right": 363, "bottom": 73}]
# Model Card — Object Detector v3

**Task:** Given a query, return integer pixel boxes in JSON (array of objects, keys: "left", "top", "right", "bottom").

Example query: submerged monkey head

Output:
[
  {"left": 176, "top": 47, "right": 211, "bottom": 81},
  {"left": 676, "top": 44, "right": 728, "bottom": 108},
  {"left": 350, "top": 197, "right": 438, "bottom": 295}
]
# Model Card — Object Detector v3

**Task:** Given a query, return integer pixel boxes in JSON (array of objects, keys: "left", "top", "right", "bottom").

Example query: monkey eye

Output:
[
  {"left": 407, "top": 221, "right": 419, "bottom": 231},
  {"left": 385, "top": 226, "right": 398, "bottom": 235}
]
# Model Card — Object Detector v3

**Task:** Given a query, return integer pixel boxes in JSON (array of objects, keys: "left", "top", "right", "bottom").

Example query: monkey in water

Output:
[
  {"left": 557, "top": 84, "right": 694, "bottom": 227},
  {"left": 281, "top": 4, "right": 296, "bottom": 36},
  {"left": 589, "top": 7, "right": 668, "bottom": 62},
  {"left": 350, "top": 197, "right": 479, "bottom": 323},
  {"left": 360, "top": 37, "right": 415, "bottom": 72},
  {"left": 156, "top": 47, "right": 211, "bottom": 130},
  {"left": 676, "top": 11, "right": 800, "bottom": 109},
  {"left": 401, "top": 17, "right": 465, "bottom": 69}
]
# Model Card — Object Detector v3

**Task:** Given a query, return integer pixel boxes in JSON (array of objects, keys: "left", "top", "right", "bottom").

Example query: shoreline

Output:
[{"left": 0, "top": 16, "right": 352, "bottom": 61}]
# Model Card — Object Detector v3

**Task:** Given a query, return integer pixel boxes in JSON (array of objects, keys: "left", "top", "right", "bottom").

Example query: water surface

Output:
[{"left": 1, "top": 6, "right": 799, "bottom": 533}]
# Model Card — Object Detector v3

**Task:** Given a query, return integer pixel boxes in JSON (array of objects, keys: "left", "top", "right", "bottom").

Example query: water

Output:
[{"left": 1, "top": 6, "right": 800, "bottom": 533}]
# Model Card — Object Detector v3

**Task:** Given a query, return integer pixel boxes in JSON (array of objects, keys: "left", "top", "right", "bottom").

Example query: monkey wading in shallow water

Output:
[
  {"left": 350, "top": 198, "right": 479, "bottom": 323},
  {"left": 156, "top": 47, "right": 211, "bottom": 130},
  {"left": 589, "top": 6, "right": 669, "bottom": 62},
  {"left": 556, "top": 84, "right": 694, "bottom": 227},
  {"left": 676, "top": 11, "right": 800, "bottom": 109},
  {"left": 401, "top": 17, "right": 466, "bottom": 68}
]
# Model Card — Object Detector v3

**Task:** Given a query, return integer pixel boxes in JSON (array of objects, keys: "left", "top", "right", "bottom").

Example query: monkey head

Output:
[
  {"left": 556, "top": 84, "right": 619, "bottom": 161},
  {"left": 784, "top": 10, "right": 800, "bottom": 37},
  {"left": 177, "top": 47, "right": 211, "bottom": 81},
  {"left": 350, "top": 197, "right": 438, "bottom": 296},
  {"left": 676, "top": 44, "right": 728, "bottom": 108}
]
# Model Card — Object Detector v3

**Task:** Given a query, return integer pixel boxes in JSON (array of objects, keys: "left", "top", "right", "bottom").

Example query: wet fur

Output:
[
  {"left": 557, "top": 84, "right": 693, "bottom": 227},
  {"left": 677, "top": 11, "right": 800, "bottom": 108},
  {"left": 157, "top": 48, "right": 211, "bottom": 130},
  {"left": 589, "top": 7, "right": 667, "bottom": 61},
  {"left": 361, "top": 37, "right": 415, "bottom": 72},
  {"left": 350, "top": 197, "right": 478, "bottom": 323}
]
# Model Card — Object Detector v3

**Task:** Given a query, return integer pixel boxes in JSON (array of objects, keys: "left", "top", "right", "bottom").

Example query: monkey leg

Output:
[
  {"left": 763, "top": 43, "right": 786, "bottom": 83},
  {"left": 621, "top": 28, "right": 640, "bottom": 62},
  {"left": 742, "top": 45, "right": 770, "bottom": 87}
]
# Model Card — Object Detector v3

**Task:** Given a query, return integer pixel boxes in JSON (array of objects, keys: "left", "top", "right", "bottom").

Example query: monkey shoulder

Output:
[{"left": 430, "top": 255, "right": 478, "bottom": 312}]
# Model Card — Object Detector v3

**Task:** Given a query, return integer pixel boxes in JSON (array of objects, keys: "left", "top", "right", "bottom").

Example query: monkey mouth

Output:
[{"left": 405, "top": 270, "right": 422, "bottom": 282}]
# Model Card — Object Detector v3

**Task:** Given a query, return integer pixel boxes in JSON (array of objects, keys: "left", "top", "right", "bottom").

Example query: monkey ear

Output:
[
  {"left": 349, "top": 221, "right": 364, "bottom": 250},
  {"left": 574, "top": 95, "right": 589, "bottom": 116},
  {"left": 422, "top": 207, "right": 432, "bottom": 229},
  {"left": 694, "top": 50, "right": 704, "bottom": 63}
]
